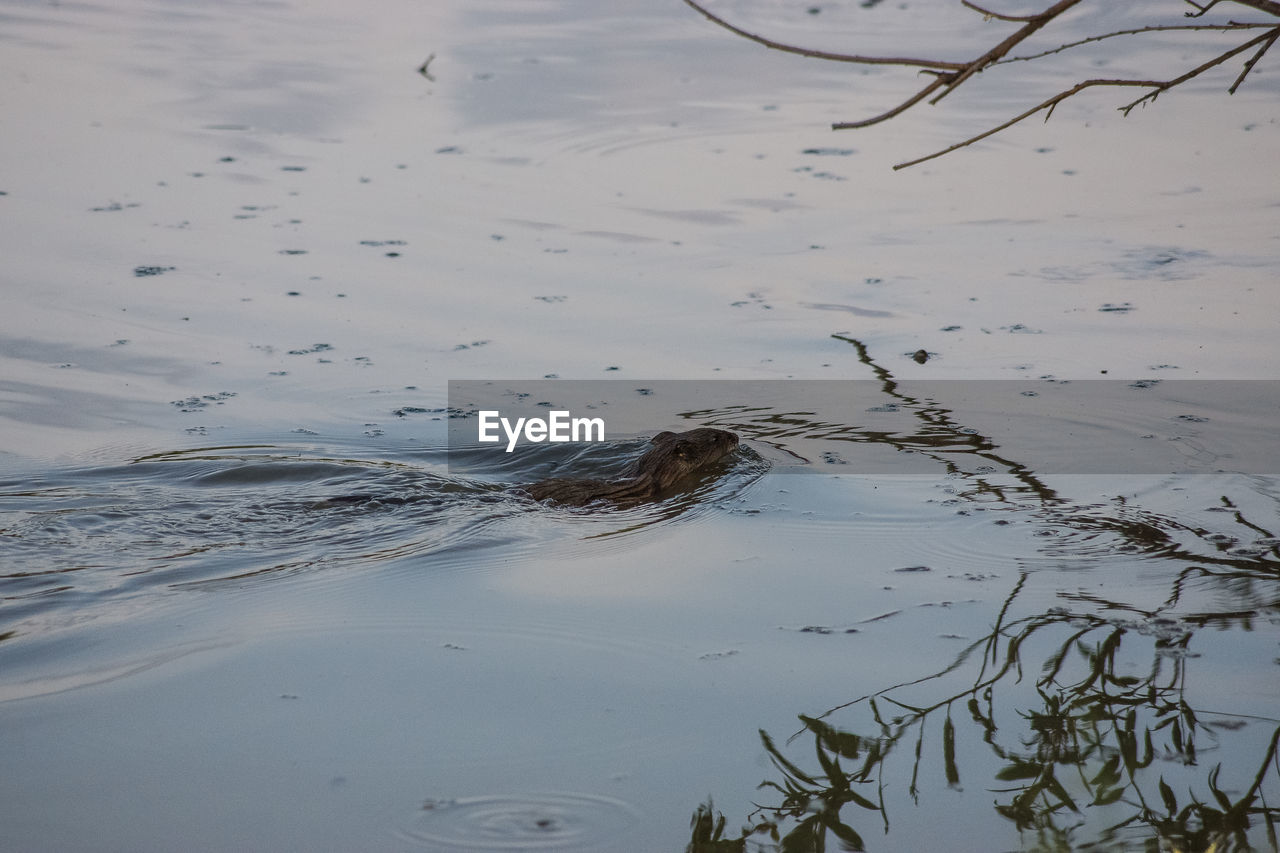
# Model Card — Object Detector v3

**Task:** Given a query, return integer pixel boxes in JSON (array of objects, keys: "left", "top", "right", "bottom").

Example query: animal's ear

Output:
[{"left": 650, "top": 431, "right": 677, "bottom": 444}]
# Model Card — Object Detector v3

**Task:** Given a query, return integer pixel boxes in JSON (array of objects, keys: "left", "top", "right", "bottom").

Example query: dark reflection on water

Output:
[
  {"left": 688, "top": 565, "right": 1280, "bottom": 851},
  {"left": 680, "top": 340, "right": 1280, "bottom": 853}
]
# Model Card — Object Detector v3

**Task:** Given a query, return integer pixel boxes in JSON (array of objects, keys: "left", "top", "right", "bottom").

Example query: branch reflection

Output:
[{"left": 685, "top": 339, "right": 1280, "bottom": 853}]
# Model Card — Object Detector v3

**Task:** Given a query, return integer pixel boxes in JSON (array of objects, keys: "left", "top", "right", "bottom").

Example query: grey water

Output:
[{"left": 2, "top": 0, "right": 1278, "bottom": 850}]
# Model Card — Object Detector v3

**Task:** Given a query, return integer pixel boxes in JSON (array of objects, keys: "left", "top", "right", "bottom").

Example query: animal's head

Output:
[{"left": 640, "top": 428, "right": 740, "bottom": 490}]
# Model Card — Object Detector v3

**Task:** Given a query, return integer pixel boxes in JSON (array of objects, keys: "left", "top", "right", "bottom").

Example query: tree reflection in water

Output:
[
  {"left": 685, "top": 340, "right": 1280, "bottom": 853},
  {"left": 689, "top": 559, "right": 1280, "bottom": 852}
]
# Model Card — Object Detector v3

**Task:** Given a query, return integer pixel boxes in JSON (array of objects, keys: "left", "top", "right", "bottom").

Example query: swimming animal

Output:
[{"left": 520, "top": 428, "right": 740, "bottom": 507}]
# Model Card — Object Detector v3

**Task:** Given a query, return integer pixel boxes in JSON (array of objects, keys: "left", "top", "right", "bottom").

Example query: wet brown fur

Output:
[{"left": 521, "top": 428, "right": 739, "bottom": 507}]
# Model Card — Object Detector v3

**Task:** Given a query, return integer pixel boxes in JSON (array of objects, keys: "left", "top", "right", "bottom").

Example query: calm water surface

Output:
[{"left": 1, "top": 0, "right": 1278, "bottom": 850}]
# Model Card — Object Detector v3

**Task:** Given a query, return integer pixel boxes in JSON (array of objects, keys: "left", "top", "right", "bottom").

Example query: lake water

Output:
[{"left": 2, "top": 1, "right": 1278, "bottom": 850}]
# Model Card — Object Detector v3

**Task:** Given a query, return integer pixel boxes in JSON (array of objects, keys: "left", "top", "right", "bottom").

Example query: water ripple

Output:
[
  {"left": 397, "top": 792, "right": 642, "bottom": 852},
  {"left": 0, "top": 438, "right": 765, "bottom": 636}
]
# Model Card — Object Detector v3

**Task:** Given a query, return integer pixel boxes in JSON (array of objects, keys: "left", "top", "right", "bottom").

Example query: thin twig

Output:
[
  {"left": 1184, "top": 0, "right": 1227, "bottom": 15},
  {"left": 999, "top": 22, "right": 1274, "bottom": 64},
  {"left": 929, "top": 0, "right": 1086, "bottom": 106},
  {"left": 1116, "top": 26, "right": 1277, "bottom": 115},
  {"left": 892, "top": 79, "right": 1166, "bottom": 171},
  {"left": 1229, "top": 26, "right": 1280, "bottom": 91},
  {"left": 961, "top": 0, "right": 1045, "bottom": 23},
  {"left": 681, "top": 0, "right": 965, "bottom": 70},
  {"left": 837, "top": 0, "right": 1085, "bottom": 129},
  {"left": 895, "top": 25, "right": 1277, "bottom": 170},
  {"left": 1215, "top": 0, "right": 1280, "bottom": 16},
  {"left": 833, "top": 76, "right": 953, "bottom": 130},
  {"left": 684, "top": 0, "right": 1280, "bottom": 168}
]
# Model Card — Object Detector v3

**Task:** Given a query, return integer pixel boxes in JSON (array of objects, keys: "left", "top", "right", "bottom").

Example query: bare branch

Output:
[
  {"left": 1208, "top": 0, "right": 1280, "bottom": 16},
  {"left": 1116, "top": 26, "right": 1278, "bottom": 114},
  {"left": 999, "top": 22, "right": 1274, "bottom": 64},
  {"left": 1229, "top": 26, "right": 1280, "bottom": 90},
  {"left": 681, "top": 0, "right": 965, "bottom": 71},
  {"left": 1186, "top": 0, "right": 1280, "bottom": 17},
  {"left": 961, "top": 1, "right": 1045, "bottom": 23},
  {"left": 895, "top": 26, "right": 1279, "bottom": 170},
  {"left": 833, "top": 75, "right": 952, "bottom": 130},
  {"left": 892, "top": 79, "right": 1155, "bottom": 171},
  {"left": 928, "top": 0, "right": 1086, "bottom": 106},
  {"left": 684, "top": 0, "right": 1280, "bottom": 168},
  {"left": 1184, "top": 0, "right": 1228, "bottom": 16}
]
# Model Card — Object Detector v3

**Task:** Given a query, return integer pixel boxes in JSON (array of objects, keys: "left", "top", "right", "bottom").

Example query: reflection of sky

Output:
[
  {"left": 0, "top": 0, "right": 1276, "bottom": 468},
  {"left": 0, "top": 0, "right": 1275, "bottom": 469}
]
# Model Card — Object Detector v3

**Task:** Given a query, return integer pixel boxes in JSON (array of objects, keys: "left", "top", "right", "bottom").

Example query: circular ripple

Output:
[{"left": 398, "top": 792, "right": 641, "bottom": 851}]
